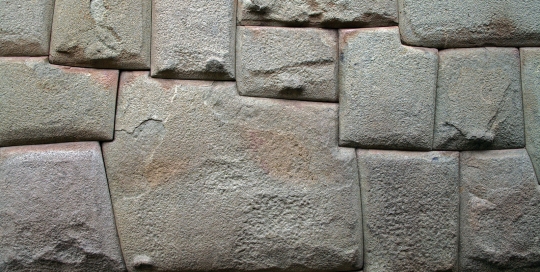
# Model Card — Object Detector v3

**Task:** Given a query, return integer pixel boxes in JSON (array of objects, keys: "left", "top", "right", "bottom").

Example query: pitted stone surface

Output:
[
  {"left": 237, "top": 26, "right": 338, "bottom": 102},
  {"left": 357, "top": 150, "right": 459, "bottom": 272},
  {"left": 0, "top": 0, "right": 55, "bottom": 56},
  {"left": 339, "top": 27, "right": 438, "bottom": 150},
  {"left": 0, "top": 142, "right": 125, "bottom": 271},
  {"left": 522, "top": 48, "right": 540, "bottom": 184},
  {"left": 49, "top": 0, "right": 151, "bottom": 69},
  {"left": 0, "top": 57, "right": 118, "bottom": 147},
  {"left": 151, "top": 0, "right": 236, "bottom": 80},
  {"left": 460, "top": 149, "right": 540, "bottom": 272},
  {"left": 102, "top": 72, "right": 362, "bottom": 272},
  {"left": 433, "top": 48, "right": 524, "bottom": 151}
]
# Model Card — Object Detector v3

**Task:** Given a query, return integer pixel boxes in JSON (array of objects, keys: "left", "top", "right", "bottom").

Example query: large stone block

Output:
[
  {"left": 151, "top": 0, "right": 236, "bottom": 80},
  {"left": 433, "top": 48, "right": 524, "bottom": 150},
  {"left": 339, "top": 27, "right": 438, "bottom": 150},
  {"left": 102, "top": 72, "right": 362, "bottom": 271},
  {"left": 0, "top": 142, "right": 125, "bottom": 271},
  {"left": 398, "top": 0, "right": 540, "bottom": 48},
  {"left": 522, "top": 48, "right": 540, "bottom": 184},
  {"left": 49, "top": 0, "right": 151, "bottom": 69},
  {"left": 237, "top": 26, "right": 338, "bottom": 102},
  {"left": 0, "top": 57, "right": 118, "bottom": 147},
  {"left": 0, "top": 0, "right": 55, "bottom": 56},
  {"left": 357, "top": 150, "right": 459, "bottom": 272},
  {"left": 460, "top": 149, "right": 540, "bottom": 271}
]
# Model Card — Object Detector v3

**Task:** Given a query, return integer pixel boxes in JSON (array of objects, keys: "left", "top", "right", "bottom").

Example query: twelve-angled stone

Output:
[{"left": 522, "top": 48, "right": 540, "bottom": 184}]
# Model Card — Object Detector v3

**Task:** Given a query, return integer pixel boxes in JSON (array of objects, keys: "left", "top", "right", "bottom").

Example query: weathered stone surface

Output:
[
  {"left": 460, "top": 149, "right": 540, "bottom": 272},
  {"left": 522, "top": 48, "right": 540, "bottom": 184},
  {"left": 357, "top": 150, "right": 459, "bottom": 272},
  {"left": 237, "top": 0, "right": 397, "bottom": 28},
  {"left": 339, "top": 27, "right": 438, "bottom": 150},
  {"left": 102, "top": 72, "right": 362, "bottom": 271},
  {"left": 0, "top": 142, "right": 125, "bottom": 271},
  {"left": 433, "top": 48, "right": 524, "bottom": 150},
  {"left": 0, "top": 0, "right": 55, "bottom": 56},
  {"left": 398, "top": 0, "right": 540, "bottom": 48},
  {"left": 237, "top": 26, "right": 338, "bottom": 102},
  {"left": 49, "top": 0, "right": 150, "bottom": 69},
  {"left": 0, "top": 57, "right": 118, "bottom": 147},
  {"left": 151, "top": 0, "right": 236, "bottom": 80}
]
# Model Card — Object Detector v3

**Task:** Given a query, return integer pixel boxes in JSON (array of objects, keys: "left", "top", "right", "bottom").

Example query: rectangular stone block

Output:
[
  {"left": 339, "top": 27, "right": 438, "bottom": 150},
  {"left": 522, "top": 48, "right": 540, "bottom": 184},
  {"left": 237, "top": 26, "right": 338, "bottom": 102},
  {"left": 0, "top": 57, "right": 118, "bottom": 147},
  {"left": 49, "top": 0, "right": 151, "bottom": 69},
  {"left": 151, "top": 0, "right": 236, "bottom": 80}
]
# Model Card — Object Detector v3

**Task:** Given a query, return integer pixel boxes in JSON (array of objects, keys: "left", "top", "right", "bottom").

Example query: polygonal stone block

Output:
[{"left": 522, "top": 48, "right": 540, "bottom": 183}]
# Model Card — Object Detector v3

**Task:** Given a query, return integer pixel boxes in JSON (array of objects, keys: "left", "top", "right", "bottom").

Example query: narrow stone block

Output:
[
  {"left": 151, "top": 0, "right": 236, "bottom": 80},
  {"left": 102, "top": 72, "right": 362, "bottom": 271},
  {"left": 237, "top": 26, "right": 338, "bottom": 102},
  {"left": 522, "top": 48, "right": 540, "bottom": 183},
  {"left": 357, "top": 150, "right": 459, "bottom": 272},
  {"left": 433, "top": 48, "right": 524, "bottom": 150},
  {"left": 460, "top": 149, "right": 540, "bottom": 272},
  {"left": 339, "top": 27, "right": 438, "bottom": 150},
  {"left": 0, "top": 142, "right": 125, "bottom": 271},
  {"left": 0, "top": 57, "right": 118, "bottom": 147},
  {"left": 49, "top": 0, "right": 151, "bottom": 69}
]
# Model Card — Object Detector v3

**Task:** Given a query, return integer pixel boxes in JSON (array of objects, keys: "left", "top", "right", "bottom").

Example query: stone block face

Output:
[
  {"left": 0, "top": 0, "right": 55, "bottom": 56},
  {"left": 398, "top": 0, "right": 540, "bottom": 48},
  {"left": 0, "top": 142, "right": 125, "bottom": 271},
  {"left": 0, "top": 57, "right": 118, "bottom": 147},
  {"left": 237, "top": 0, "right": 397, "bottom": 28},
  {"left": 102, "top": 72, "right": 362, "bottom": 271},
  {"left": 236, "top": 26, "right": 338, "bottom": 102},
  {"left": 49, "top": 0, "right": 151, "bottom": 69},
  {"left": 339, "top": 27, "right": 438, "bottom": 150},
  {"left": 522, "top": 48, "right": 540, "bottom": 183},
  {"left": 151, "top": 0, "right": 236, "bottom": 80},
  {"left": 357, "top": 150, "right": 459, "bottom": 272},
  {"left": 460, "top": 149, "right": 540, "bottom": 272},
  {"left": 433, "top": 48, "right": 524, "bottom": 151}
]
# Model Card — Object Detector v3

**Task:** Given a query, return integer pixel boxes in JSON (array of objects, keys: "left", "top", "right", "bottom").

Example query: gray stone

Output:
[
  {"left": 522, "top": 48, "right": 540, "bottom": 184},
  {"left": 236, "top": 26, "right": 338, "bottom": 102},
  {"left": 151, "top": 0, "right": 236, "bottom": 80},
  {"left": 102, "top": 72, "right": 362, "bottom": 271},
  {"left": 49, "top": 0, "right": 151, "bottom": 69},
  {"left": 357, "top": 150, "right": 459, "bottom": 272},
  {"left": 0, "top": 0, "right": 55, "bottom": 56},
  {"left": 0, "top": 142, "right": 125, "bottom": 271},
  {"left": 339, "top": 27, "right": 438, "bottom": 150},
  {"left": 0, "top": 57, "right": 118, "bottom": 147},
  {"left": 433, "top": 48, "right": 524, "bottom": 150},
  {"left": 460, "top": 149, "right": 540, "bottom": 272},
  {"left": 398, "top": 0, "right": 540, "bottom": 48},
  {"left": 237, "top": 0, "right": 397, "bottom": 28}
]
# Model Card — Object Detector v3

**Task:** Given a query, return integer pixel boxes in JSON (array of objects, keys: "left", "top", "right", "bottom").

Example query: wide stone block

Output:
[
  {"left": 339, "top": 27, "right": 438, "bottom": 150},
  {"left": 433, "top": 48, "right": 524, "bottom": 150},
  {"left": 151, "top": 0, "right": 236, "bottom": 80},
  {"left": 522, "top": 48, "right": 540, "bottom": 183},
  {"left": 102, "top": 72, "right": 362, "bottom": 271},
  {"left": 237, "top": 26, "right": 338, "bottom": 102},
  {"left": 357, "top": 150, "right": 459, "bottom": 272},
  {"left": 0, "top": 57, "right": 118, "bottom": 147},
  {"left": 0, "top": 142, "right": 125, "bottom": 271},
  {"left": 49, "top": 0, "right": 151, "bottom": 69},
  {"left": 460, "top": 149, "right": 540, "bottom": 271}
]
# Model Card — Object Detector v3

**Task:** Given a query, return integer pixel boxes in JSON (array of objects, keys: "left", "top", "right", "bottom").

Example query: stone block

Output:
[
  {"left": 339, "top": 27, "right": 438, "bottom": 150},
  {"left": 102, "top": 72, "right": 362, "bottom": 271},
  {"left": 433, "top": 48, "right": 524, "bottom": 150},
  {"left": 236, "top": 26, "right": 338, "bottom": 102},
  {"left": 0, "top": 57, "right": 118, "bottom": 147},
  {"left": 522, "top": 48, "right": 540, "bottom": 183},
  {"left": 0, "top": 142, "right": 125, "bottom": 271},
  {"left": 151, "top": 0, "right": 236, "bottom": 80},
  {"left": 49, "top": 0, "right": 151, "bottom": 69},
  {"left": 460, "top": 149, "right": 540, "bottom": 272}
]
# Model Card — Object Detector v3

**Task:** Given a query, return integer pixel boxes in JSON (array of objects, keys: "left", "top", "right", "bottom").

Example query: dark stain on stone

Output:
[{"left": 278, "top": 86, "right": 304, "bottom": 99}]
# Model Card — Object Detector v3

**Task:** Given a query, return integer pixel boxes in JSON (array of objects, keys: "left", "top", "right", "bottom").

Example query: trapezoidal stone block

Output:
[
  {"left": 339, "top": 27, "right": 438, "bottom": 150},
  {"left": 0, "top": 142, "right": 125, "bottom": 271},
  {"left": 102, "top": 72, "right": 362, "bottom": 272},
  {"left": 522, "top": 48, "right": 540, "bottom": 184},
  {"left": 0, "top": 57, "right": 118, "bottom": 147}
]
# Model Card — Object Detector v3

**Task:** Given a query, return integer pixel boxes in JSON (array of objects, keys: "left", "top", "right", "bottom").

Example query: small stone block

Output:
[{"left": 521, "top": 48, "right": 540, "bottom": 184}]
